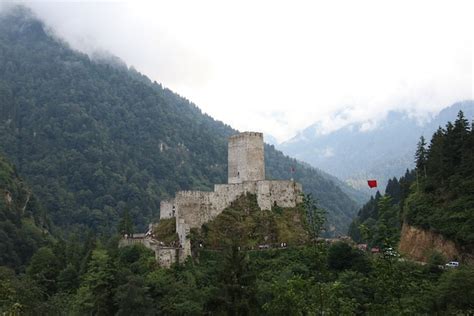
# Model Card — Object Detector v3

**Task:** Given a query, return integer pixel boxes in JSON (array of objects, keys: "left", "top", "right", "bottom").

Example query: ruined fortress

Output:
[{"left": 122, "top": 132, "right": 303, "bottom": 267}]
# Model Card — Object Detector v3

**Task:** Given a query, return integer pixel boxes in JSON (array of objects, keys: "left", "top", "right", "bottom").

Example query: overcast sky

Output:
[{"left": 5, "top": 0, "right": 474, "bottom": 142}]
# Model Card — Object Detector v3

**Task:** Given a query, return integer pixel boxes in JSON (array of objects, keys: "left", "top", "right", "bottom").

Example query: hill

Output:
[
  {"left": 0, "top": 153, "right": 49, "bottom": 270},
  {"left": 189, "top": 193, "right": 310, "bottom": 250},
  {"left": 279, "top": 100, "right": 474, "bottom": 192},
  {"left": 0, "top": 7, "right": 361, "bottom": 235},
  {"left": 349, "top": 111, "right": 474, "bottom": 261}
]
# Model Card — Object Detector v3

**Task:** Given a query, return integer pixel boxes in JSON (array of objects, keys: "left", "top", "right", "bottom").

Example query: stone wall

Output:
[
  {"left": 160, "top": 179, "right": 303, "bottom": 262},
  {"left": 156, "top": 131, "right": 303, "bottom": 267},
  {"left": 228, "top": 132, "right": 265, "bottom": 184},
  {"left": 119, "top": 237, "right": 183, "bottom": 268},
  {"left": 156, "top": 247, "right": 183, "bottom": 268},
  {"left": 256, "top": 180, "right": 303, "bottom": 210},
  {"left": 159, "top": 200, "right": 175, "bottom": 219}
]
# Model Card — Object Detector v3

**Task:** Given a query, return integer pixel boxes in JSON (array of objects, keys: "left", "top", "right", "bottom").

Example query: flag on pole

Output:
[{"left": 367, "top": 180, "right": 377, "bottom": 188}]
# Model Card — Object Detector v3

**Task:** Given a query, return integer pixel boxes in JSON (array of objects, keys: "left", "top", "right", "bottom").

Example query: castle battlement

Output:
[
  {"left": 175, "top": 190, "right": 213, "bottom": 198},
  {"left": 228, "top": 131, "right": 263, "bottom": 139}
]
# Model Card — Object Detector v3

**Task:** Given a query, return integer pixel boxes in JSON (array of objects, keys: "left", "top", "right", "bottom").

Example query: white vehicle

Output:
[
  {"left": 445, "top": 261, "right": 459, "bottom": 268},
  {"left": 383, "top": 247, "right": 400, "bottom": 257}
]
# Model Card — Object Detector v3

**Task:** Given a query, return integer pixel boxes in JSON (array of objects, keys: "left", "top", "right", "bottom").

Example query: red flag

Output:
[{"left": 367, "top": 180, "right": 377, "bottom": 188}]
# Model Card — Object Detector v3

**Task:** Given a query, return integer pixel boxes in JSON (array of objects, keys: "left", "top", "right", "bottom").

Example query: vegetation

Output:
[
  {"left": 0, "top": 7, "right": 473, "bottom": 315},
  {"left": 0, "top": 153, "right": 50, "bottom": 271},
  {"left": 189, "top": 194, "right": 310, "bottom": 251},
  {"left": 0, "top": 7, "right": 360, "bottom": 236},
  {"left": 349, "top": 111, "right": 474, "bottom": 253},
  {"left": 2, "top": 234, "right": 473, "bottom": 314},
  {"left": 348, "top": 169, "right": 415, "bottom": 247},
  {"left": 152, "top": 218, "right": 179, "bottom": 246},
  {"left": 405, "top": 111, "right": 474, "bottom": 247}
]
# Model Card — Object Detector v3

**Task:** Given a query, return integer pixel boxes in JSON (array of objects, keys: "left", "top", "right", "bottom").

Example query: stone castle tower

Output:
[
  {"left": 228, "top": 132, "right": 265, "bottom": 184},
  {"left": 156, "top": 131, "right": 303, "bottom": 267}
]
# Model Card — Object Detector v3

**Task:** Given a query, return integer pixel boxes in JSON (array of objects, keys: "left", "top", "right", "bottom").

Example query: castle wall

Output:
[
  {"left": 175, "top": 191, "right": 217, "bottom": 228},
  {"left": 228, "top": 132, "right": 265, "bottom": 184},
  {"left": 257, "top": 180, "right": 304, "bottom": 210},
  {"left": 163, "top": 180, "right": 302, "bottom": 258},
  {"left": 160, "top": 200, "right": 175, "bottom": 219},
  {"left": 156, "top": 247, "right": 182, "bottom": 268},
  {"left": 156, "top": 131, "right": 304, "bottom": 267}
]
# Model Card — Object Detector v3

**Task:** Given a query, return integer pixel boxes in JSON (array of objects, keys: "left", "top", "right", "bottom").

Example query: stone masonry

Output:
[
  {"left": 157, "top": 132, "right": 303, "bottom": 266},
  {"left": 228, "top": 132, "right": 265, "bottom": 184}
]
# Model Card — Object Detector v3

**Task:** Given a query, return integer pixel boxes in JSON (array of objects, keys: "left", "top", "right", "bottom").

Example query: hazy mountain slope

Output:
[
  {"left": 279, "top": 101, "right": 474, "bottom": 192},
  {"left": 0, "top": 7, "right": 360, "bottom": 234},
  {"left": 349, "top": 112, "right": 474, "bottom": 260}
]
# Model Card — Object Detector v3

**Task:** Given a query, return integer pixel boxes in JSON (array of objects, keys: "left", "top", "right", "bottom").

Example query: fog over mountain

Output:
[
  {"left": 279, "top": 100, "right": 474, "bottom": 191},
  {"left": 1, "top": 1, "right": 472, "bottom": 142}
]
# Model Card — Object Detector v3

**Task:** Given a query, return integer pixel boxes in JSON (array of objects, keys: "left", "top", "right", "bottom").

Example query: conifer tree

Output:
[
  {"left": 118, "top": 210, "right": 134, "bottom": 236},
  {"left": 426, "top": 127, "right": 445, "bottom": 182},
  {"left": 415, "top": 136, "right": 427, "bottom": 177}
]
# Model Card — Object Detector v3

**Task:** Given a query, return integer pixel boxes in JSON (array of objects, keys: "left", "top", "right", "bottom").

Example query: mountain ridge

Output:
[
  {"left": 0, "top": 7, "right": 363, "bottom": 235},
  {"left": 279, "top": 100, "right": 474, "bottom": 192}
]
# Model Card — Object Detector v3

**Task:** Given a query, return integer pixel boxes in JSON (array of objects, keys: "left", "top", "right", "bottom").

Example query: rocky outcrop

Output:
[{"left": 399, "top": 222, "right": 473, "bottom": 263}]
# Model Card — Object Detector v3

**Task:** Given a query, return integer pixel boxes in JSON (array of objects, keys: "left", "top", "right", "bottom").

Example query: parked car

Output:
[
  {"left": 383, "top": 247, "right": 400, "bottom": 257},
  {"left": 445, "top": 261, "right": 459, "bottom": 268}
]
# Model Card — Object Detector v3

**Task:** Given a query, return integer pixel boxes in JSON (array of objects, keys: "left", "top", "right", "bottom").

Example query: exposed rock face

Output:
[{"left": 399, "top": 222, "right": 462, "bottom": 262}]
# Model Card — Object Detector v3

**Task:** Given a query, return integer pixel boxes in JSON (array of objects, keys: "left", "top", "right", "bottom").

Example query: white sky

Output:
[{"left": 5, "top": 0, "right": 474, "bottom": 142}]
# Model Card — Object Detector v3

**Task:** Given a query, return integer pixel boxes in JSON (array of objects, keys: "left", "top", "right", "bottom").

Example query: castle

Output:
[{"left": 121, "top": 132, "right": 303, "bottom": 267}]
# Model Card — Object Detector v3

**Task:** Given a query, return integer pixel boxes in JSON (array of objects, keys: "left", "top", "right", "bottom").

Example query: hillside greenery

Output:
[
  {"left": 405, "top": 110, "right": 474, "bottom": 247},
  {"left": 1, "top": 6, "right": 473, "bottom": 315},
  {"left": 0, "top": 153, "right": 50, "bottom": 271},
  {"left": 1, "top": 148, "right": 472, "bottom": 315},
  {"left": 349, "top": 111, "right": 474, "bottom": 252},
  {"left": 2, "top": 224, "right": 473, "bottom": 314},
  {"left": 0, "top": 7, "right": 360, "bottom": 236},
  {"left": 348, "top": 170, "right": 415, "bottom": 247},
  {"left": 189, "top": 194, "right": 310, "bottom": 250},
  {"left": 280, "top": 100, "right": 474, "bottom": 193}
]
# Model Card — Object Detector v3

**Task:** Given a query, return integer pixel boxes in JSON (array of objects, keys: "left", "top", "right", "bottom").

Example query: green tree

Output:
[
  {"left": 327, "top": 241, "right": 370, "bottom": 273},
  {"left": 302, "top": 194, "right": 326, "bottom": 241},
  {"left": 415, "top": 135, "right": 427, "bottom": 178},
  {"left": 217, "top": 245, "right": 256, "bottom": 316},
  {"left": 263, "top": 276, "right": 319, "bottom": 315},
  {"left": 118, "top": 209, "right": 134, "bottom": 236},
  {"left": 114, "top": 275, "right": 154, "bottom": 316},
  {"left": 435, "top": 265, "right": 474, "bottom": 313},
  {"left": 74, "top": 249, "right": 117, "bottom": 315},
  {"left": 26, "top": 247, "right": 60, "bottom": 295}
]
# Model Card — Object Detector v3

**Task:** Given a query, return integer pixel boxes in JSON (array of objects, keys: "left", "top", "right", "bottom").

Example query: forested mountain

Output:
[
  {"left": 348, "top": 170, "right": 415, "bottom": 246},
  {"left": 0, "top": 153, "right": 50, "bottom": 270},
  {"left": 349, "top": 111, "right": 474, "bottom": 254},
  {"left": 279, "top": 100, "right": 474, "bottom": 192},
  {"left": 404, "top": 111, "right": 474, "bottom": 248},
  {"left": 2, "top": 187, "right": 472, "bottom": 314},
  {"left": 0, "top": 7, "right": 361, "bottom": 235}
]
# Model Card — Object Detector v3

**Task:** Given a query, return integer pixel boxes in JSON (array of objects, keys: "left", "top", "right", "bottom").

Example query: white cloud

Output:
[{"left": 10, "top": 0, "right": 474, "bottom": 142}]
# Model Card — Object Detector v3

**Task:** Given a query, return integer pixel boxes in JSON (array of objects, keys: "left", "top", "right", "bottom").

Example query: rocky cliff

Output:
[{"left": 399, "top": 222, "right": 473, "bottom": 263}]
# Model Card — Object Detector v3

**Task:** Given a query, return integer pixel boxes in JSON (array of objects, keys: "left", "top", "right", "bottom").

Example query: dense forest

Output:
[
  {"left": 349, "top": 111, "right": 474, "bottom": 253},
  {"left": 348, "top": 170, "right": 415, "bottom": 247},
  {"left": 405, "top": 110, "right": 474, "bottom": 247},
  {"left": 1, "top": 7, "right": 473, "bottom": 315},
  {"left": 0, "top": 153, "right": 50, "bottom": 271},
  {"left": 0, "top": 7, "right": 361, "bottom": 236},
  {"left": 1, "top": 192, "right": 473, "bottom": 315}
]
